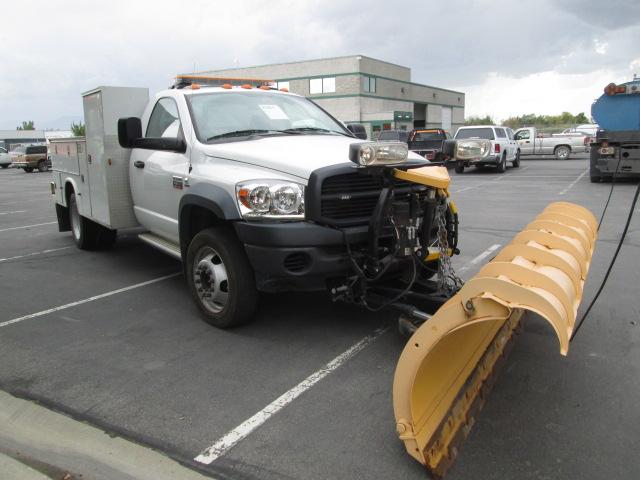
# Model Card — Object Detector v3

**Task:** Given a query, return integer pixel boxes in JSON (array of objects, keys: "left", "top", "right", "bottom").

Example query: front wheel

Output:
[
  {"left": 454, "top": 161, "right": 465, "bottom": 174},
  {"left": 24, "top": 167, "right": 34, "bottom": 173},
  {"left": 37, "top": 161, "right": 48, "bottom": 172},
  {"left": 555, "top": 145, "right": 570, "bottom": 160},
  {"left": 186, "top": 227, "right": 258, "bottom": 328}
]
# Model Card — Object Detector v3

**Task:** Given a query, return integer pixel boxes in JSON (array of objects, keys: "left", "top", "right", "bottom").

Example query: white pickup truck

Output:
[
  {"left": 514, "top": 127, "right": 588, "bottom": 160},
  {"left": 51, "top": 81, "right": 476, "bottom": 328}
]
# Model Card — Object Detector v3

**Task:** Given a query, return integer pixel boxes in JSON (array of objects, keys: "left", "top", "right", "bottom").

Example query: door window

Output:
[
  {"left": 146, "top": 98, "right": 182, "bottom": 138},
  {"left": 514, "top": 130, "right": 530, "bottom": 140},
  {"left": 495, "top": 128, "right": 507, "bottom": 138}
]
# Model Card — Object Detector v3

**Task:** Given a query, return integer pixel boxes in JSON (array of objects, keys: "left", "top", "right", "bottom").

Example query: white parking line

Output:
[
  {"left": 193, "top": 242, "right": 507, "bottom": 464},
  {"left": 194, "top": 327, "right": 388, "bottom": 465},
  {"left": 0, "top": 246, "right": 72, "bottom": 263},
  {"left": 0, "top": 210, "right": 26, "bottom": 215},
  {"left": 0, "top": 273, "right": 181, "bottom": 329},
  {"left": 459, "top": 244, "right": 502, "bottom": 272},
  {"left": 0, "top": 221, "right": 57, "bottom": 233},
  {"left": 558, "top": 169, "right": 588, "bottom": 195}
]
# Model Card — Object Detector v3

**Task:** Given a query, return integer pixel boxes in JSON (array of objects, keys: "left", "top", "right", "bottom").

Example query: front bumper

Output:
[
  {"left": 459, "top": 155, "right": 500, "bottom": 166},
  {"left": 234, "top": 221, "right": 368, "bottom": 292}
]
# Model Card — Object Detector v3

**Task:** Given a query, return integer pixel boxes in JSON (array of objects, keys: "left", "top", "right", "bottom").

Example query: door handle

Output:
[
  {"left": 525, "top": 140, "right": 530, "bottom": 143},
  {"left": 134, "top": 160, "right": 145, "bottom": 169}
]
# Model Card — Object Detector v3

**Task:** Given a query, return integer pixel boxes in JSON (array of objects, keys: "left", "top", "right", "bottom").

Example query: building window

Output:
[
  {"left": 276, "top": 81, "right": 290, "bottom": 91},
  {"left": 362, "top": 75, "right": 376, "bottom": 93},
  {"left": 309, "top": 77, "right": 336, "bottom": 94}
]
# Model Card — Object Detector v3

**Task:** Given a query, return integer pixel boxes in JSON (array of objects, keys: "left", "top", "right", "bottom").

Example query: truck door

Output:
[
  {"left": 515, "top": 129, "right": 534, "bottom": 154},
  {"left": 130, "top": 97, "right": 189, "bottom": 244}
]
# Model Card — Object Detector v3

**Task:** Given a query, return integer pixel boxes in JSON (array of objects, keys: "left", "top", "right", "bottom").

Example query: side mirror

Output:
[
  {"left": 346, "top": 123, "right": 367, "bottom": 140},
  {"left": 118, "top": 117, "right": 142, "bottom": 148},
  {"left": 118, "top": 117, "right": 186, "bottom": 153}
]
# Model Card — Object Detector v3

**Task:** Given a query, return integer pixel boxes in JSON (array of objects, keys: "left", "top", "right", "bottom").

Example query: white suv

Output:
[{"left": 453, "top": 125, "right": 520, "bottom": 173}]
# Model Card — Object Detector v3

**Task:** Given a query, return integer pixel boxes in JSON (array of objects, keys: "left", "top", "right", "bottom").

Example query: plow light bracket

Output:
[
  {"left": 443, "top": 139, "right": 492, "bottom": 160},
  {"left": 349, "top": 141, "right": 408, "bottom": 167}
]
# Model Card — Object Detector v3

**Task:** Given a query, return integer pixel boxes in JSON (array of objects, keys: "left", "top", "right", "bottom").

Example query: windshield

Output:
[
  {"left": 455, "top": 128, "right": 495, "bottom": 140},
  {"left": 187, "top": 91, "right": 350, "bottom": 143},
  {"left": 410, "top": 131, "right": 445, "bottom": 141}
]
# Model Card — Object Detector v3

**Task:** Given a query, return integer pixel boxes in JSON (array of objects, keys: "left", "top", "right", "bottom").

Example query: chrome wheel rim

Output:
[
  {"left": 70, "top": 201, "right": 81, "bottom": 241},
  {"left": 557, "top": 148, "right": 569, "bottom": 159},
  {"left": 193, "top": 247, "right": 229, "bottom": 314}
]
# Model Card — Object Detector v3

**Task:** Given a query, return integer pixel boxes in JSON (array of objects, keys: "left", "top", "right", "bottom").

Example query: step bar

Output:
[{"left": 138, "top": 233, "right": 181, "bottom": 260}]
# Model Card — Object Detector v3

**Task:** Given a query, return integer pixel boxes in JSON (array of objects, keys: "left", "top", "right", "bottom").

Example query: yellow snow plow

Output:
[
  {"left": 392, "top": 201, "right": 597, "bottom": 476},
  {"left": 337, "top": 141, "right": 597, "bottom": 476}
]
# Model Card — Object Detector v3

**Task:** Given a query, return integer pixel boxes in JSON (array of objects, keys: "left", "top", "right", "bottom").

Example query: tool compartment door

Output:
[{"left": 83, "top": 90, "right": 108, "bottom": 224}]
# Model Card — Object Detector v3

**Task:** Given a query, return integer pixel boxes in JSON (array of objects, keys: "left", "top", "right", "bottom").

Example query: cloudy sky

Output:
[{"left": 0, "top": 0, "right": 638, "bottom": 129}]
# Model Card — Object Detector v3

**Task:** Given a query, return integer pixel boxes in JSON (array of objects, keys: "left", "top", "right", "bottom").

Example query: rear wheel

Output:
[
  {"left": 496, "top": 154, "right": 506, "bottom": 173},
  {"left": 186, "top": 227, "right": 258, "bottom": 328},
  {"left": 68, "top": 193, "right": 116, "bottom": 250},
  {"left": 454, "top": 161, "right": 465, "bottom": 174},
  {"left": 37, "top": 160, "right": 48, "bottom": 172},
  {"left": 24, "top": 167, "right": 34, "bottom": 173},
  {"left": 512, "top": 150, "right": 520, "bottom": 168},
  {"left": 554, "top": 145, "right": 570, "bottom": 160},
  {"left": 69, "top": 193, "right": 95, "bottom": 249}
]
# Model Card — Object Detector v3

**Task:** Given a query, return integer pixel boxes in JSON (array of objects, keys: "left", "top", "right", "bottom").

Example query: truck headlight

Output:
[
  {"left": 236, "top": 180, "right": 305, "bottom": 220},
  {"left": 454, "top": 139, "right": 492, "bottom": 159},
  {"left": 349, "top": 142, "right": 408, "bottom": 166}
]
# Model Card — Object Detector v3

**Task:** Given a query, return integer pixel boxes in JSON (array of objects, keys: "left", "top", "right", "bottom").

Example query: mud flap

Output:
[{"left": 392, "top": 201, "right": 597, "bottom": 476}]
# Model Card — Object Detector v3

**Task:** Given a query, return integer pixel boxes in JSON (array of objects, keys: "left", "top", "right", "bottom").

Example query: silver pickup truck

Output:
[{"left": 514, "top": 127, "right": 588, "bottom": 160}]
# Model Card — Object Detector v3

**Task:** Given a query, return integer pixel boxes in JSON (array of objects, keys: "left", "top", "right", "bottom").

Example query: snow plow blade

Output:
[{"left": 393, "top": 201, "right": 597, "bottom": 477}]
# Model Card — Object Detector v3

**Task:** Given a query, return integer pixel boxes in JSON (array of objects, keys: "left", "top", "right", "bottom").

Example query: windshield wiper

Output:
[
  {"left": 207, "top": 129, "right": 274, "bottom": 141},
  {"left": 281, "top": 127, "right": 345, "bottom": 135}
]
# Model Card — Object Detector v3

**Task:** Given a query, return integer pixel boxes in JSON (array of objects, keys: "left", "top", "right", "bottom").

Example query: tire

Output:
[
  {"left": 24, "top": 167, "right": 34, "bottom": 173},
  {"left": 496, "top": 154, "right": 506, "bottom": 173},
  {"left": 590, "top": 175, "right": 602, "bottom": 183},
  {"left": 512, "top": 150, "right": 520, "bottom": 168},
  {"left": 454, "top": 161, "right": 465, "bottom": 174},
  {"left": 37, "top": 161, "right": 48, "bottom": 172},
  {"left": 554, "top": 145, "right": 570, "bottom": 160},
  {"left": 68, "top": 193, "right": 117, "bottom": 249},
  {"left": 69, "top": 193, "right": 95, "bottom": 249},
  {"left": 0, "top": 165, "right": 8, "bottom": 169},
  {"left": 186, "top": 227, "right": 258, "bottom": 328}
]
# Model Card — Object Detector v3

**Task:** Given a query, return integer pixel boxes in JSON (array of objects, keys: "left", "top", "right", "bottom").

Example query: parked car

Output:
[
  {"left": 11, "top": 145, "right": 50, "bottom": 172},
  {"left": 514, "top": 127, "right": 588, "bottom": 160},
  {"left": 377, "top": 129, "right": 409, "bottom": 142},
  {"left": 560, "top": 124, "right": 599, "bottom": 137},
  {"left": 407, "top": 129, "right": 451, "bottom": 162},
  {"left": 0, "top": 147, "right": 11, "bottom": 168},
  {"left": 453, "top": 125, "right": 519, "bottom": 173}
]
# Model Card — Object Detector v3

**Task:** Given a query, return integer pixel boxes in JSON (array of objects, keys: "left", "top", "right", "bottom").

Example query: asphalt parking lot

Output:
[{"left": 1, "top": 156, "right": 639, "bottom": 480}]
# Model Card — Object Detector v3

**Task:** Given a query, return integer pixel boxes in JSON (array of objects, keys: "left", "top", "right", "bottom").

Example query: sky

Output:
[{"left": 0, "top": 0, "right": 638, "bottom": 129}]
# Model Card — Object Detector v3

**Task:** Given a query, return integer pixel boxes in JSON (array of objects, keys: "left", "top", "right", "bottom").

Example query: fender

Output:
[{"left": 178, "top": 185, "right": 241, "bottom": 260}]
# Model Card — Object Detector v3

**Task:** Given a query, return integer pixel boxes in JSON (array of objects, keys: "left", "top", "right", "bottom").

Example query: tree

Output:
[
  {"left": 17, "top": 121, "right": 35, "bottom": 130},
  {"left": 71, "top": 121, "right": 85, "bottom": 137},
  {"left": 465, "top": 115, "right": 495, "bottom": 126}
]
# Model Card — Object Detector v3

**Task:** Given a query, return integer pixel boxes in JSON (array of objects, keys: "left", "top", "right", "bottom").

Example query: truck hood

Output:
[{"left": 199, "top": 135, "right": 423, "bottom": 180}]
